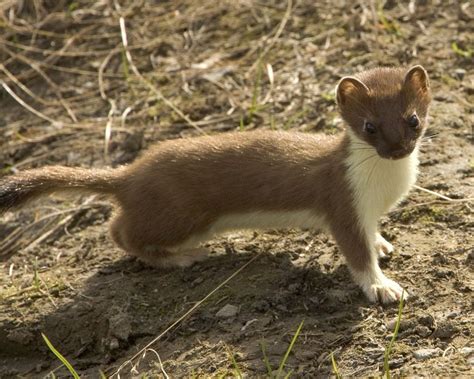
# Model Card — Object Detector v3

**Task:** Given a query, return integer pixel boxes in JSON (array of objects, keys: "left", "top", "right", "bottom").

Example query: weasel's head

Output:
[{"left": 336, "top": 66, "right": 432, "bottom": 160}]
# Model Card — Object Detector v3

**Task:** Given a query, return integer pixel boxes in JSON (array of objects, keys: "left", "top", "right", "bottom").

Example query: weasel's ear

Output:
[
  {"left": 404, "top": 65, "right": 429, "bottom": 94},
  {"left": 336, "top": 77, "right": 370, "bottom": 106}
]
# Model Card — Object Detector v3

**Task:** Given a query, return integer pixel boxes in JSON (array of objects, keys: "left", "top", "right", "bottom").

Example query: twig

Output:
[
  {"left": 1, "top": 81, "right": 62, "bottom": 125},
  {"left": 98, "top": 49, "right": 118, "bottom": 100},
  {"left": 0, "top": 61, "right": 78, "bottom": 122},
  {"left": 0, "top": 36, "right": 120, "bottom": 57},
  {"left": 109, "top": 251, "right": 263, "bottom": 377},
  {"left": 413, "top": 184, "right": 454, "bottom": 201},
  {"left": 0, "top": 63, "right": 50, "bottom": 106},
  {"left": 247, "top": 0, "right": 293, "bottom": 74},
  {"left": 23, "top": 196, "right": 96, "bottom": 253},
  {"left": 395, "top": 198, "right": 474, "bottom": 212},
  {"left": 104, "top": 100, "right": 117, "bottom": 160}
]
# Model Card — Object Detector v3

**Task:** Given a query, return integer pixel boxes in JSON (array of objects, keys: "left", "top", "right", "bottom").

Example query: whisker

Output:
[
  {"left": 349, "top": 148, "right": 375, "bottom": 152},
  {"left": 366, "top": 157, "right": 379, "bottom": 186},
  {"left": 348, "top": 153, "right": 378, "bottom": 172}
]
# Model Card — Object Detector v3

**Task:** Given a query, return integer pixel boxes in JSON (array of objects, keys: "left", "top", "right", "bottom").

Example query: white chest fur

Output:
[{"left": 345, "top": 133, "right": 419, "bottom": 241}]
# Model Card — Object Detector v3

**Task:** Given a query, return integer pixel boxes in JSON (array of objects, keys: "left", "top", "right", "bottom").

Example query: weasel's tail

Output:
[{"left": 0, "top": 166, "right": 123, "bottom": 212}]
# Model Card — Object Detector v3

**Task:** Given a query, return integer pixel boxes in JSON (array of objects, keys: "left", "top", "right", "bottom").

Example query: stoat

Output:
[{"left": 0, "top": 66, "right": 432, "bottom": 304}]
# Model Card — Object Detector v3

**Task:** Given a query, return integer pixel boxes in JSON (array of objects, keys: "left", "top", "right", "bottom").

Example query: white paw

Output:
[
  {"left": 375, "top": 233, "right": 394, "bottom": 259},
  {"left": 164, "top": 247, "right": 211, "bottom": 268},
  {"left": 363, "top": 277, "right": 408, "bottom": 304},
  {"left": 352, "top": 266, "right": 408, "bottom": 304}
]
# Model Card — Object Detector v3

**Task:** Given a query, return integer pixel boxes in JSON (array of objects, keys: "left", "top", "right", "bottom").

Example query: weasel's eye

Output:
[
  {"left": 363, "top": 121, "right": 376, "bottom": 134},
  {"left": 408, "top": 114, "right": 419, "bottom": 128}
]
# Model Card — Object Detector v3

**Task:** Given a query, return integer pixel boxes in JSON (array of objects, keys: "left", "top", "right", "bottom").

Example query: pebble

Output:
[
  {"left": 388, "top": 357, "right": 405, "bottom": 369},
  {"left": 460, "top": 347, "right": 474, "bottom": 357},
  {"left": 6, "top": 328, "right": 34, "bottom": 345},
  {"left": 418, "top": 314, "right": 435, "bottom": 328},
  {"left": 191, "top": 277, "right": 204, "bottom": 287},
  {"left": 415, "top": 325, "right": 432, "bottom": 337},
  {"left": 432, "top": 321, "right": 459, "bottom": 339},
  {"left": 466, "top": 250, "right": 474, "bottom": 265},
  {"left": 216, "top": 304, "right": 239, "bottom": 318},
  {"left": 413, "top": 348, "right": 442, "bottom": 361},
  {"left": 109, "top": 311, "right": 132, "bottom": 341},
  {"left": 109, "top": 337, "right": 120, "bottom": 350},
  {"left": 386, "top": 318, "right": 414, "bottom": 332},
  {"left": 252, "top": 299, "right": 270, "bottom": 313},
  {"left": 453, "top": 68, "right": 466, "bottom": 80}
]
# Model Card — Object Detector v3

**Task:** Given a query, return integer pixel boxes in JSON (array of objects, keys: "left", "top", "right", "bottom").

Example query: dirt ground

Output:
[{"left": 0, "top": 0, "right": 473, "bottom": 377}]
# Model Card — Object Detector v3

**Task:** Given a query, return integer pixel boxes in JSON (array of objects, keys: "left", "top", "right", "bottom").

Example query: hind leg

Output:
[
  {"left": 109, "top": 211, "right": 211, "bottom": 268},
  {"left": 142, "top": 246, "right": 211, "bottom": 268},
  {"left": 109, "top": 211, "right": 128, "bottom": 251}
]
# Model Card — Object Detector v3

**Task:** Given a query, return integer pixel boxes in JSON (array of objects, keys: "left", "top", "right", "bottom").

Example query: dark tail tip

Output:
[{"left": 0, "top": 179, "right": 31, "bottom": 213}]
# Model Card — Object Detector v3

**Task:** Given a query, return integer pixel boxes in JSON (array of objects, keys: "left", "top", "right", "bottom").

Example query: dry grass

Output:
[{"left": 0, "top": 1, "right": 472, "bottom": 377}]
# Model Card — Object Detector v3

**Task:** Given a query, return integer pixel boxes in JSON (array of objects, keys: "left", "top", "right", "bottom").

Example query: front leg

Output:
[
  {"left": 330, "top": 223, "right": 408, "bottom": 304},
  {"left": 375, "top": 232, "right": 394, "bottom": 258}
]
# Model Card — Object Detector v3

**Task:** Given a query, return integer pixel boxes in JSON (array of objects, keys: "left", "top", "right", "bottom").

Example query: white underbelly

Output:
[{"left": 211, "top": 210, "right": 326, "bottom": 234}]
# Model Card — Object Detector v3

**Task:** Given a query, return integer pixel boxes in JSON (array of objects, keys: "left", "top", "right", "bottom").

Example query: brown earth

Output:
[{"left": 0, "top": 0, "right": 473, "bottom": 377}]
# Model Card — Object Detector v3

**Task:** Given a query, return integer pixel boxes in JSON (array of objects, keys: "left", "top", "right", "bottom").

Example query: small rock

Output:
[
  {"left": 327, "top": 289, "right": 351, "bottom": 303},
  {"left": 288, "top": 283, "right": 300, "bottom": 292},
  {"left": 453, "top": 68, "right": 466, "bottom": 80},
  {"left": 252, "top": 299, "right": 270, "bottom": 313},
  {"left": 191, "top": 277, "right": 204, "bottom": 287},
  {"left": 386, "top": 318, "right": 415, "bottom": 332},
  {"left": 413, "top": 348, "right": 442, "bottom": 361},
  {"left": 387, "top": 356, "right": 405, "bottom": 369},
  {"left": 418, "top": 314, "right": 436, "bottom": 328},
  {"left": 460, "top": 347, "right": 474, "bottom": 357},
  {"left": 446, "top": 311, "right": 460, "bottom": 319},
  {"left": 6, "top": 328, "right": 34, "bottom": 345},
  {"left": 216, "top": 304, "right": 239, "bottom": 318},
  {"left": 109, "top": 311, "right": 132, "bottom": 341},
  {"left": 109, "top": 337, "right": 120, "bottom": 350},
  {"left": 415, "top": 325, "right": 432, "bottom": 337},
  {"left": 466, "top": 250, "right": 474, "bottom": 265},
  {"left": 432, "top": 321, "right": 459, "bottom": 339},
  {"left": 434, "top": 269, "right": 454, "bottom": 278},
  {"left": 276, "top": 304, "right": 288, "bottom": 312}
]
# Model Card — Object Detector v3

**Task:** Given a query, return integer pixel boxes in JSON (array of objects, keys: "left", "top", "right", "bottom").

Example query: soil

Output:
[{"left": 0, "top": 1, "right": 473, "bottom": 378}]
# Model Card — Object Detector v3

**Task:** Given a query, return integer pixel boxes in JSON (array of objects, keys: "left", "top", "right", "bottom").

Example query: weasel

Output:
[{"left": 0, "top": 66, "right": 431, "bottom": 304}]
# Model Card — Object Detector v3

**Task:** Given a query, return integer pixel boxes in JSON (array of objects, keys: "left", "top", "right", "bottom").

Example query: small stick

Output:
[
  {"left": 413, "top": 184, "right": 453, "bottom": 201},
  {"left": 23, "top": 196, "right": 96, "bottom": 253},
  {"left": 109, "top": 251, "right": 263, "bottom": 377},
  {"left": 247, "top": 0, "right": 293, "bottom": 74},
  {"left": 1, "top": 81, "right": 61, "bottom": 125}
]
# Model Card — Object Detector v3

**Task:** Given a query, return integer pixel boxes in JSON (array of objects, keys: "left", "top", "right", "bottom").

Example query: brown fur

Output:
[{"left": 0, "top": 66, "right": 432, "bottom": 303}]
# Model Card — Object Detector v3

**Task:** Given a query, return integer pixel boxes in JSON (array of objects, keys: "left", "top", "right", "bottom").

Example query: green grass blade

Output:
[
  {"left": 383, "top": 292, "right": 405, "bottom": 378},
  {"left": 330, "top": 352, "right": 342, "bottom": 379},
  {"left": 270, "top": 114, "right": 276, "bottom": 130},
  {"left": 41, "top": 333, "right": 80, "bottom": 379},
  {"left": 249, "top": 57, "right": 263, "bottom": 119},
  {"left": 260, "top": 340, "right": 273, "bottom": 376},
  {"left": 276, "top": 320, "right": 304, "bottom": 378},
  {"left": 451, "top": 42, "right": 473, "bottom": 58},
  {"left": 226, "top": 346, "right": 243, "bottom": 378}
]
